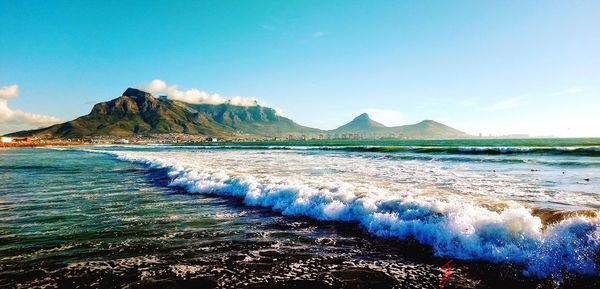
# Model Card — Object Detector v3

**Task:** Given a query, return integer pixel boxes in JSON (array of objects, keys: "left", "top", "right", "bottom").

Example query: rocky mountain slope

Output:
[{"left": 7, "top": 88, "right": 468, "bottom": 139}]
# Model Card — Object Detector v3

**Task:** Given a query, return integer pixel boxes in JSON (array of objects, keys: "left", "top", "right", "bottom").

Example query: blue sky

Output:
[{"left": 1, "top": 0, "right": 599, "bottom": 136}]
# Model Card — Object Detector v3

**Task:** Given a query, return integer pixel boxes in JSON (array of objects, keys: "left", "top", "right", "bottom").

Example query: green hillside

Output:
[
  {"left": 329, "top": 114, "right": 467, "bottom": 138},
  {"left": 330, "top": 113, "right": 387, "bottom": 134},
  {"left": 7, "top": 88, "right": 468, "bottom": 139},
  {"left": 7, "top": 88, "right": 320, "bottom": 138}
]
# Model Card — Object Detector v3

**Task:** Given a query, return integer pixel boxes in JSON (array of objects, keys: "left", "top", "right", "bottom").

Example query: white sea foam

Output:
[{"left": 83, "top": 148, "right": 600, "bottom": 278}]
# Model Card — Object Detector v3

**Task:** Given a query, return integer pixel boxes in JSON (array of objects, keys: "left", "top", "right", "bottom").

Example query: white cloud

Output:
[
  {"left": 363, "top": 108, "right": 404, "bottom": 126},
  {"left": 0, "top": 84, "right": 19, "bottom": 99},
  {"left": 0, "top": 85, "right": 61, "bottom": 134},
  {"left": 139, "top": 79, "right": 258, "bottom": 107}
]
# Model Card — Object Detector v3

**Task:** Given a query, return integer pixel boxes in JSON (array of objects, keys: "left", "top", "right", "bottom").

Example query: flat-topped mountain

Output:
[
  {"left": 7, "top": 88, "right": 319, "bottom": 138},
  {"left": 7, "top": 88, "right": 468, "bottom": 139}
]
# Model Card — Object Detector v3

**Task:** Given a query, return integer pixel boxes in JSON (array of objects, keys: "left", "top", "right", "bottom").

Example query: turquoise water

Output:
[
  {"left": 200, "top": 138, "right": 600, "bottom": 148},
  {"left": 1, "top": 139, "right": 599, "bottom": 288}
]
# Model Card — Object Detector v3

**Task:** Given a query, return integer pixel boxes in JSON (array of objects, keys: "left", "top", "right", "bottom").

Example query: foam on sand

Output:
[{"left": 85, "top": 148, "right": 600, "bottom": 279}]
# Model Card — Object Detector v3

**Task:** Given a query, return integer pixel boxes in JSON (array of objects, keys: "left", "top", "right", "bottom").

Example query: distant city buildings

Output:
[
  {"left": 1, "top": 130, "right": 486, "bottom": 147},
  {"left": 1, "top": 137, "right": 32, "bottom": 143},
  {"left": 114, "top": 139, "right": 130, "bottom": 144}
]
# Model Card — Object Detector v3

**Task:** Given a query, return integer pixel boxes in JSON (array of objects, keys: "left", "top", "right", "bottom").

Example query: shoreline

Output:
[
  {"left": 0, "top": 142, "right": 86, "bottom": 148},
  {"left": 2, "top": 143, "right": 599, "bottom": 288}
]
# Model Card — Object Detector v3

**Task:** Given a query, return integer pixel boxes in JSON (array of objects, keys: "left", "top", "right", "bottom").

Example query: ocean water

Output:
[{"left": 1, "top": 139, "right": 599, "bottom": 288}]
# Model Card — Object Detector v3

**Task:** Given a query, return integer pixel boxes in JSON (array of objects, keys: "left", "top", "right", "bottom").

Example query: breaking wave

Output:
[
  {"left": 322, "top": 145, "right": 600, "bottom": 157},
  {"left": 125, "top": 144, "right": 600, "bottom": 157},
  {"left": 83, "top": 148, "right": 600, "bottom": 280}
]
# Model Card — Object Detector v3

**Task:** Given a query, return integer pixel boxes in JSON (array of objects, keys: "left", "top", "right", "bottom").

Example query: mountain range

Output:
[
  {"left": 7, "top": 88, "right": 468, "bottom": 139},
  {"left": 329, "top": 113, "right": 465, "bottom": 138}
]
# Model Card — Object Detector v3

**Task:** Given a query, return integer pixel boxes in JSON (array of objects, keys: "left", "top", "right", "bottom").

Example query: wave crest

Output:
[{"left": 93, "top": 149, "right": 600, "bottom": 279}]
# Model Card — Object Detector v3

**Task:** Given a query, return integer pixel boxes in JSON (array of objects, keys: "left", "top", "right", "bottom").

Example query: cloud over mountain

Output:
[{"left": 139, "top": 80, "right": 258, "bottom": 107}]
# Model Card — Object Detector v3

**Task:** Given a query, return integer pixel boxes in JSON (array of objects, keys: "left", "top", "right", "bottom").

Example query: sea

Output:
[{"left": 1, "top": 138, "right": 599, "bottom": 289}]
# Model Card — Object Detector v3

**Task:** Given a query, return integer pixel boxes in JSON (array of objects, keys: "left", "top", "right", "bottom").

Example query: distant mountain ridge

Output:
[
  {"left": 8, "top": 88, "right": 319, "bottom": 138},
  {"left": 7, "top": 88, "right": 468, "bottom": 139},
  {"left": 328, "top": 113, "right": 466, "bottom": 138},
  {"left": 331, "top": 113, "right": 387, "bottom": 133}
]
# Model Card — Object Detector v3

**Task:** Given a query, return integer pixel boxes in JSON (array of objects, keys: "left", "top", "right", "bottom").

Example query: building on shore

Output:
[
  {"left": 114, "top": 139, "right": 130, "bottom": 144},
  {"left": 14, "top": 137, "right": 32, "bottom": 143},
  {"left": 1, "top": 137, "right": 12, "bottom": 143}
]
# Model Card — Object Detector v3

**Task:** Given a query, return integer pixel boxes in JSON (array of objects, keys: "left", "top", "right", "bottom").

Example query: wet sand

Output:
[{"left": 2, "top": 146, "right": 600, "bottom": 289}]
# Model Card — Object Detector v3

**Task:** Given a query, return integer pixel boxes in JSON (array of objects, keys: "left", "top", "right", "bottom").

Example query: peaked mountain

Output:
[
  {"left": 390, "top": 119, "right": 466, "bottom": 137},
  {"left": 7, "top": 88, "right": 469, "bottom": 139},
  {"left": 330, "top": 113, "right": 387, "bottom": 133},
  {"left": 330, "top": 113, "right": 467, "bottom": 138},
  {"left": 7, "top": 88, "right": 320, "bottom": 138}
]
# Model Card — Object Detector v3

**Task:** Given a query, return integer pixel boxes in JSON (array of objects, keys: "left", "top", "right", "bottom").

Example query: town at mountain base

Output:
[{"left": 6, "top": 88, "right": 468, "bottom": 140}]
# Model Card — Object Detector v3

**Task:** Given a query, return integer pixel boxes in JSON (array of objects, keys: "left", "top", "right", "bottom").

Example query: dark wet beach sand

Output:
[
  {"left": 2, "top": 192, "right": 599, "bottom": 289},
  {"left": 1, "top": 147, "right": 599, "bottom": 289}
]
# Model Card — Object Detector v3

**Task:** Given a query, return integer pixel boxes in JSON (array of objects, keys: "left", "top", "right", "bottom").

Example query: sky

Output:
[{"left": 1, "top": 0, "right": 599, "bottom": 136}]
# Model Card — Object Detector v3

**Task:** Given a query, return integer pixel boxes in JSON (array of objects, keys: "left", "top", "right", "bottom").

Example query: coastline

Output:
[
  {"left": 2, "top": 142, "right": 599, "bottom": 288},
  {"left": 0, "top": 141, "right": 85, "bottom": 148}
]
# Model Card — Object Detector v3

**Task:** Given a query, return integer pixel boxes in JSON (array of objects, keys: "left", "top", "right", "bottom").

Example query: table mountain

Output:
[
  {"left": 8, "top": 88, "right": 320, "bottom": 138},
  {"left": 7, "top": 88, "right": 468, "bottom": 139}
]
